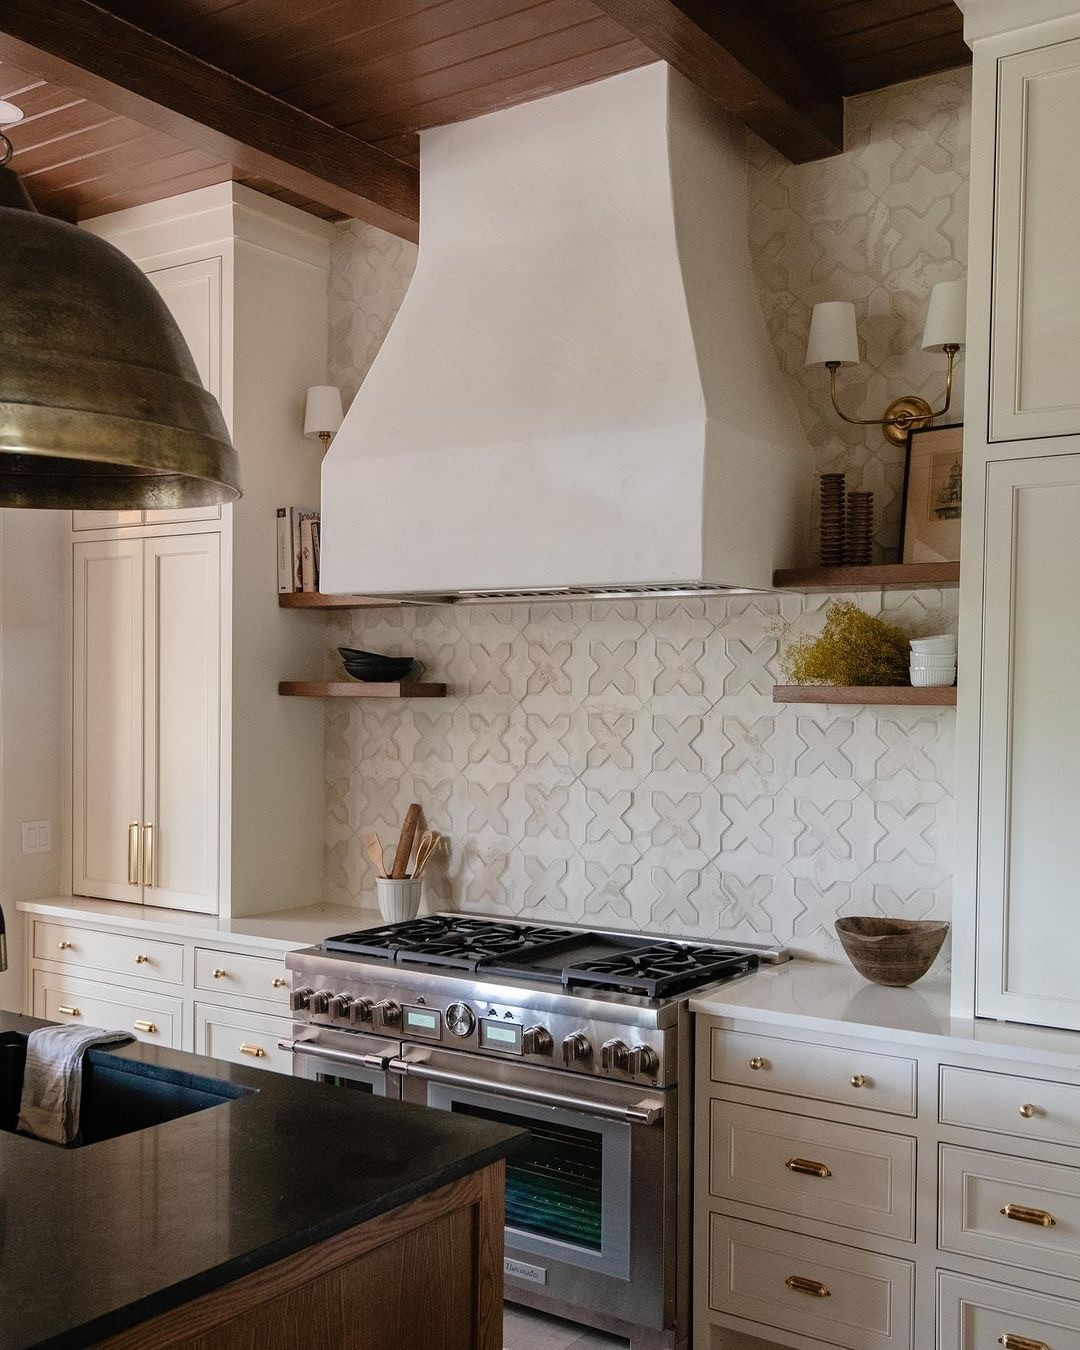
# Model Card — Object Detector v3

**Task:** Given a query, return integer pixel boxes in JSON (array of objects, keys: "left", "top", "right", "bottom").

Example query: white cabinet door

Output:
[
  {"left": 976, "top": 453, "right": 1080, "bottom": 1027},
  {"left": 992, "top": 38, "right": 1080, "bottom": 441},
  {"left": 72, "top": 540, "right": 144, "bottom": 902},
  {"left": 142, "top": 532, "right": 221, "bottom": 912}
]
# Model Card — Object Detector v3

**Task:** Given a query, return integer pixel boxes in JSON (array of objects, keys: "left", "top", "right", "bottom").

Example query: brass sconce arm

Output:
[{"left": 827, "top": 345, "right": 960, "bottom": 446}]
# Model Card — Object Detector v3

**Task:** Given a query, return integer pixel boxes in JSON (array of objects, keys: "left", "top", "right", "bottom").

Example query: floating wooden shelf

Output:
[
  {"left": 773, "top": 684, "right": 957, "bottom": 707},
  {"left": 279, "top": 681, "right": 447, "bottom": 699},
  {"left": 278, "top": 593, "right": 406, "bottom": 610},
  {"left": 772, "top": 562, "right": 961, "bottom": 593}
]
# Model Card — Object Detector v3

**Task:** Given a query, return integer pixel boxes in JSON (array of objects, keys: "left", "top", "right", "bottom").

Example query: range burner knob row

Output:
[
  {"left": 628, "top": 1044, "right": 660, "bottom": 1076},
  {"left": 329, "top": 993, "right": 354, "bottom": 1019},
  {"left": 600, "top": 1039, "right": 630, "bottom": 1072},
  {"left": 289, "top": 987, "right": 313, "bottom": 1012},
  {"left": 349, "top": 997, "right": 374, "bottom": 1026},
  {"left": 521, "top": 1025, "right": 553, "bottom": 1056},
  {"left": 561, "top": 1032, "right": 591, "bottom": 1067},
  {"left": 309, "top": 990, "right": 334, "bottom": 1015},
  {"left": 372, "top": 999, "right": 401, "bottom": 1030}
]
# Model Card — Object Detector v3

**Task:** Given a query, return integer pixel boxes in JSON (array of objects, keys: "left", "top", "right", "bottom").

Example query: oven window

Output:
[
  {"left": 453, "top": 1102, "right": 603, "bottom": 1251},
  {"left": 316, "top": 1073, "right": 373, "bottom": 1093}
]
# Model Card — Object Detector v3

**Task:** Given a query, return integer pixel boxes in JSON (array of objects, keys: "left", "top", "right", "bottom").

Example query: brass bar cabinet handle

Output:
[
  {"left": 1000, "top": 1203, "right": 1056, "bottom": 1228},
  {"left": 785, "top": 1275, "right": 830, "bottom": 1298},
  {"left": 998, "top": 1335, "right": 1051, "bottom": 1350},
  {"left": 127, "top": 821, "right": 140, "bottom": 886},
  {"left": 142, "top": 823, "right": 154, "bottom": 887},
  {"left": 133, "top": 1020, "right": 157, "bottom": 1034},
  {"left": 58, "top": 1005, "right": 80, "bottom": 1017},
  {"left": 240, "top": 1044, "right": 267, "bottom": 1058},
  {"left": 786, "top": 1157, "right": 832, "bottom": 1179}
]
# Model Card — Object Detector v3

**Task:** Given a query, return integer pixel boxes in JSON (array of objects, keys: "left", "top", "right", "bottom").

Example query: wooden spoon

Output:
[{"left": 362, "top": 832, "right": 386, "bottom": 878}]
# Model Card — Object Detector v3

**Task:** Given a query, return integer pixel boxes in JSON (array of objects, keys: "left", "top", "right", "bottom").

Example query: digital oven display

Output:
[
  {"left": 404, "top": 1006, "right": 442, "bottom": 1039},
  {"left": 480, "top": 1019, "right": 522, "bottom": 1053}
]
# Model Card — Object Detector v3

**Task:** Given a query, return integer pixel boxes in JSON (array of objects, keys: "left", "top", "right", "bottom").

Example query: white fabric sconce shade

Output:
[
  {"left": 805, "top": 301, "right": 861, "bottom": 368},
  {"left": 303, "top": 385, "right": 344, "bottom": 441},
  {"left": 921, "top": 279, "right": 966, "bottom": 351}
]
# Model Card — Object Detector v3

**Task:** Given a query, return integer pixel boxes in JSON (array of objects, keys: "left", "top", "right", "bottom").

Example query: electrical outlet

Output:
[{"left": 21, "top": 821, "right": 51, "bottom": 854}]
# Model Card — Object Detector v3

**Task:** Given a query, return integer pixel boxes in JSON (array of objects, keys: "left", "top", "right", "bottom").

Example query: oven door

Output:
[
  {"left": 281, "top": 1024, "right": 401, "bottom": 1098},
  {"left": 390, "top": 1043, "right": 674, "bottom": 1334}
]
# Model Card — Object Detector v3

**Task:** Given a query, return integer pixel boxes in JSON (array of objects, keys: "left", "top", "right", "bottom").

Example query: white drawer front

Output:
[
  {"left": 711, "top": 1028, "right": 917, "bottom": 1116},
  {"left": 941, "top": 1144, "right": 1080, "bottom": 1282},
  {"left": 710, "top": 1100, "right": 916, "bottom": 1240},
  {"left": 34, "top": 920, "right": 183, "bottom": 985},
  {"left": 194, "top": 948, "right": 289, "bottom": 1006},
  {"left": 195, "top": 1003, "right": 292, "bottom": 1075},
  {"left": 941, "top": 1065, "right": 1080, "bottom": 1148},
  {"left": 939, "top": 1271, "right": 1080, "bottom": 1350},
  {"left": 33, "top": 970, "right": 182, "bottom": 1047},
  {"left": 709, "top": 1214, "right": 913, "bottom": 1350}
]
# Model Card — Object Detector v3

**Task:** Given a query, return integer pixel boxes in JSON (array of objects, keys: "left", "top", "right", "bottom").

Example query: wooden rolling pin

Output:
[{"left": 390, "top": 803, "right": 421, "bottom": 879}]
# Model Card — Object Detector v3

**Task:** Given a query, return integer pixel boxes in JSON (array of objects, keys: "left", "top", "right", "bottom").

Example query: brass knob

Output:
[
  {"left": 212, "top": 968, "right": 226, "bottom": 979},
  {"left": 133, "top": 1020, "right": 157, "bottom": 1034},
  {"left": 272, "top": 977, "right": 287, "bottom": 988},
  {"left": 57, "top": 940, "right": 73, "bottom": 950},
  {"left": 134, "top": 953, "right": 150, "bottom": 964},
  {"left": 1020, "top": 1103, "right": 1037, "bottom": 1119},
  {"left": 850, "top": 1074, "right": 867, "bottom": 1088},
  {"left": 748, "top": 1056, "right": 766, "bottom": 1070},
  {"left": 240, "top": 1043, "right": 267, "bottom": 1058}
]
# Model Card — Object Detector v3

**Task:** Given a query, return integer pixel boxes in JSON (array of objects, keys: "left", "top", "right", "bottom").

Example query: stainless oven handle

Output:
[
  {"left": 387, "top": 1056, "right": 664, "bottom": 1126},
  {"left": 279, "top": 1038, "right": 391, "bottom": 1072}
]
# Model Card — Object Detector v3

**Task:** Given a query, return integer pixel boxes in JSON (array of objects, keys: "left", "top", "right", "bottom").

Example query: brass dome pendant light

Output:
[{"left": 0, "top": 133, "right": 240, "bottom": 509}]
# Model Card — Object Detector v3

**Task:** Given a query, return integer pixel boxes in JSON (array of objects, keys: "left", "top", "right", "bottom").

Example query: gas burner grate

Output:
[
  {"left": 561, "top": 942, "right": 759, "bottom": 998},
  {"left": 323, "top": 916, "right": 578, "bottom": 968}
]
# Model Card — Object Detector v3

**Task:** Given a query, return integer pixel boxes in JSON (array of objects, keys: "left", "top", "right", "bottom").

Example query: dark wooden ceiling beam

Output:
[
  {"left": 0, "top": 0, "right": 419, "bottom": 239},
  {"left": 588, "top": 0, "right": 844, "bottom": 162}
]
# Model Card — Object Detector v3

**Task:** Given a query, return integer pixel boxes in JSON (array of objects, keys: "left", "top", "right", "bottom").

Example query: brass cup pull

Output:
[
  {"left": 58, "top": 1005, "right": 80, "bottom": 1017},
  {"left": 786, "top": 1157, "right": 832, "bottom": 1179},
  {"left": 134, "top": 954, "right": 150, "bottom": 964},
  {"left": 785, "top": 1275, "right": 830, "bottom": 1298},
  {"left": 1020, "top": 1103, "right": 1038, "bottom": 1119},
  {"left": 57, "top": 941, "right": 72, "bottom": 951},
  {"left": 133, "top": 1020, "right": 157, "bottom": 1034},
  {"left": 999, "top": 1335, "right": 1051, "bottom": 1350},
  {"left": 272, "top": 977, "right": 287, "bottom": 989},
  {"left": 748, "top": 1056, "right": 766, "bottom": 1070},
  {"left": 212, "top": 968, "right": 227, "bottom": 979},
  {"left": 1000, "top": 1203, "right": 1056, "bottom": 1228},
  {"left": 850, "top": 1074, "right": 868, "bottom": 1088},
  {"left": 240, "top": 1043, "right": 267, "bottom": 1058}
]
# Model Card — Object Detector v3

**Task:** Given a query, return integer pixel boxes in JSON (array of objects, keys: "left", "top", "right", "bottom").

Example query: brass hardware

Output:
[
  {"left": 127, "top": 821, "right": 140, "bottom": 886},
  {"left": 57, "top": 941, "right": 72, "bottom": 951},
  {"left": 142, "top": 823, "right": 154, "bottom": 887},
  {"left": 998, "top": 1335, "right": 1051, "bottom": 1350},
  {"left": 786, "top": 1157, "right": 832, "bottom": 1179},
  {"left": 240, "top": 1043, "right": 267, "bottom": 1058},
  {"left": 785, "top": 1275, "right": 830, "bottom": 1298},
  {"left": 272, "top": 977, "right": 287, "bottom": 989},
  {"left": 826, "top": 344, "right": 959, "bottom": 447},
  {"left": 58, "top": 1005, "right": 80, "bottom": 1017},
  {"left": 850, "top": 1074, "right": 868, "bottom": 1088},
  {"left": 134, "top": 953, "right": 150, "bottom": 964},
  {"left": 1000, "top": 1203, "right": 1056, "bottom": 1228},
  {"left": 748, "top": 1056, "right": 766, "bottom": 1070},
  {"left": 212, "top": 968, "right": 226, "bottom": 979},
  {"left": 1020, "top": 1103, "right": 1038, "bottom": 1119},
  {"left": 133, "top": 1020, "right": 157, "bottom": 1034}
]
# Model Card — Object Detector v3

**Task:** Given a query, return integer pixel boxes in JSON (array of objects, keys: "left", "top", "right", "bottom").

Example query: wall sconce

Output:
[
  {"left": 303, "top": 385, "right": 343, "bottom": 452},
  {"left": 805, "top": 280, "right": 965, "bottom": 446}
]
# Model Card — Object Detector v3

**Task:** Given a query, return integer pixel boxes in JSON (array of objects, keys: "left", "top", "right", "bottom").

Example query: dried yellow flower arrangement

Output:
[{"left": 780, "top": 600, "right": 911, "bottom": 687}]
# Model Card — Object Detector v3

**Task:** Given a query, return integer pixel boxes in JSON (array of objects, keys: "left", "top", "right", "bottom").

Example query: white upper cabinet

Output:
[{"left": 991, "top": 37, "right": 1080, "bottom": 440}]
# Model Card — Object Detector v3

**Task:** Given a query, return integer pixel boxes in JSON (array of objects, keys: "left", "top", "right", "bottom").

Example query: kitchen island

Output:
[{"left": 0, "top": 1012, "right": 519, "bottom": 1349}]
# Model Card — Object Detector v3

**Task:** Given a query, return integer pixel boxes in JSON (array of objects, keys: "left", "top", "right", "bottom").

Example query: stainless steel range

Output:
[{"left": 281, "top": 915, "right": 785, "bottom": 1350}]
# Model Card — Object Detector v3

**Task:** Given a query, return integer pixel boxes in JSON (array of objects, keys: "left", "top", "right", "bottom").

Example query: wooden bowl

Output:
[{"left": 834, "top": 917, "right": 949, "bottom": 987}]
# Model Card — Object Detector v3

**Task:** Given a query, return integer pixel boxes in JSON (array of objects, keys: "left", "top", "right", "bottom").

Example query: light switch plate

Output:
[{"left": 21, "top": 821, "right": 51, "bottom": 854}]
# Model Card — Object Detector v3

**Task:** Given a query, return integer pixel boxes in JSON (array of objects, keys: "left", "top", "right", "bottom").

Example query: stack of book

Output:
[{"left": 276, "top": 507, "right": 321, "bottom": 593}]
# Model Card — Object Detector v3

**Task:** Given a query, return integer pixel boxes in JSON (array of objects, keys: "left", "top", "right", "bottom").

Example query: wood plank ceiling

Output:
[{"left": 0, "top": 0, "right": 969, "bottom": 229}]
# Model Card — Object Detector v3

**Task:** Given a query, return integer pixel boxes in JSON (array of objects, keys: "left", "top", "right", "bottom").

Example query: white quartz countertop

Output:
[
  {"left": 691, "top": 959, "right": 1080, "bottom": 1072},
  {"left": 16, "top": 897, "right": 383, "bottom": 952}
]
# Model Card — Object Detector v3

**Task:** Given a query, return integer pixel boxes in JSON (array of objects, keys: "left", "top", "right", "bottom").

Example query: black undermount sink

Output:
[{"left": 0, "top": 1030, "right": 253, "bottom": 1147}]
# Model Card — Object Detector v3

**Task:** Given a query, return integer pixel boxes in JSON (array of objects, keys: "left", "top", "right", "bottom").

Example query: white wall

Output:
[{"left": 0, "top": 509, "right": 65, "bottom": 1012}]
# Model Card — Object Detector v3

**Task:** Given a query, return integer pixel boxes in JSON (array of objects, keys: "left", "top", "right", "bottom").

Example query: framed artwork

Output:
[{"left": 900, "top": 422, "right": 963, "bottom": 564}]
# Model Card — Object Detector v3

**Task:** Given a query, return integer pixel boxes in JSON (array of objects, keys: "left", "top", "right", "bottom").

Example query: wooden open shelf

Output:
[
  {"left": 279, "top": 681, "right": 447, "bottom": 699},
  {"left": 773, "top": 684, "right": 957, "bottom": 707},
  {"left": 278, "top": 593, "right": 406, "bottom": 610},
  {"left": 772, "top": 562, "right": 960, "bottom": 593}
]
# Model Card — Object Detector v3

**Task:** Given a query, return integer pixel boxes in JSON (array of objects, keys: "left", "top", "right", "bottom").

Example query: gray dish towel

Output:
[{"left": 18, "top": 1023, "right": 133, "bottom": 1145}]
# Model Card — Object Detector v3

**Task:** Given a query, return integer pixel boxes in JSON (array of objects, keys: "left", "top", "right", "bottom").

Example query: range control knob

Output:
[
  {"left": 522, "top": 1025, "right": 553, "bottom": 1056},
  {"left": 329, "top": 993, "right": 354, "bottom": 1020},
  {"left": 309, "top": 990, "right": 334, "bottom": 1015},
  {"left": 600, "top": 1038, "right": 630, "bottom": 1072},
  {"left": 628, "top": 1044, "right": 660, "bottom": 1077},
  {"left": 446, "top": 1002, "right": 476, "bottom": 1038},
  {"left": 349, "top": 997, "right": 374, "bottom": 1026},
  {"left": 561, "top": 1032, "right": 591, "bottom": 1067},
  {"left": 372, "top": 999, "right": 401, "bottom": 1030},
  {"left": 289, "top": 987, "right": 313, "bottom": 1012}
]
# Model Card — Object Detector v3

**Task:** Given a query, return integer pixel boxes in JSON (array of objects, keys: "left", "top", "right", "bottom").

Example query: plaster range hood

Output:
[{"left": 320, "top": 62, "right": 811, "bottom": 601}]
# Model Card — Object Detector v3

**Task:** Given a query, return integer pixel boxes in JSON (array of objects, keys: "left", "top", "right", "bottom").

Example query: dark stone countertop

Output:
[{"left": 0, "top": 1011, "right": 522, "bottom": 1349}]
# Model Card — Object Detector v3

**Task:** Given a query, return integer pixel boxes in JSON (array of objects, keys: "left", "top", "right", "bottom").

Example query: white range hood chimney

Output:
[{"left": 321, "top": 63, "right": 810, "bottom": 600}]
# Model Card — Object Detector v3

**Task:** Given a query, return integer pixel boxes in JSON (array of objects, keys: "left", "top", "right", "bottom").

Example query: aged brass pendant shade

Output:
[{"left": 0, "top": 155, "right": 240, "bottom": 509}]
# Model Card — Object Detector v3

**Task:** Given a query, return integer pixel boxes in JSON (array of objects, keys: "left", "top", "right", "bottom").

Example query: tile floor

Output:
[{"left": 503, "top": 1303, "right": 628, "bottom": 1349}]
